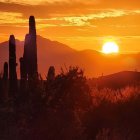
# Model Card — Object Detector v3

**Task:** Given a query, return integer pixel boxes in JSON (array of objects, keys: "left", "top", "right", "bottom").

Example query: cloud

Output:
[
  {"left": 0, "top": 0, "right": 46, "bottom": 5},
  {"left": 44, "top": 10, "right": 140, "bottom": 26},
  {"left": 0, "top": 0, "right": 99, "bottom": 5},
  {"left": 0, "top": 9, "right": 139, "bottom": 27},
  {"left": 0, "top": 11, "right": 64, "bottom": 28},
  {"left": 0, "top": 0, "right": 139, "bottom": 10},
  {"left": 0, "top": 11, "right": 27, "bottom": 24}
]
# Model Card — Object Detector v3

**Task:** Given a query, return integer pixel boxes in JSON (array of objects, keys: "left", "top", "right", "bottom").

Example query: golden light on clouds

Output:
[
  {"left": 0, "top": 0, "right": 48, "bottom": 5},
  {"left": 0, "top": 12, "right": 26, "bottom": 24},
  {"left": 0, "top": 9, "right": 139, "bottom": 26},
  {"left": 0, "top": 0, "right": 140, "bottom": 52},
  {"left": 0, "top": 0, "right": 99, "bottom": 5}
]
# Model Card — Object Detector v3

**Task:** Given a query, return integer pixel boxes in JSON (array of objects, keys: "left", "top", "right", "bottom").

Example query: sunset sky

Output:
[{"left": 0, "top": 0, "right": 140, "bottom": 53}]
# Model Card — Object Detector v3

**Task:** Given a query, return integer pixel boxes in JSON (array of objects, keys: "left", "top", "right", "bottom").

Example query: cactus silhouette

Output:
[
  {"left": 19, "top": 57, "right": 27, "bottom": 91},
  {"left": 23, "top": 16, "right": 38, "bottom": 80},
  {"left": 23, "top": 34, "right": 29, "bottom": 80},
  {"left": 19, "top": 57, "right": 26, "bottom": 80},
  {"left": 2, "top": 62, "right": 8, "bottom": 100},
  {"left": 9, "top": 35, "right": 17, "bottom": 96},
  {"left": 47, "top": 66, "right": 55, "bottom": 82},
  {"left": 3, "top": 62, "right": 8, "bottom": 80}
]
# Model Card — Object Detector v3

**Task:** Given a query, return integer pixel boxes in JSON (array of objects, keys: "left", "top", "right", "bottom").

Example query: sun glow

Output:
[{"left": 102, "top": 41, "right": 119, "bottom": 54}]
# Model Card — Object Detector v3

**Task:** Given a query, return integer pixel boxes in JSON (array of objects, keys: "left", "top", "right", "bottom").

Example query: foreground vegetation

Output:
[{"left": 0, "top": 68, "right": 140, "bottom": 140}]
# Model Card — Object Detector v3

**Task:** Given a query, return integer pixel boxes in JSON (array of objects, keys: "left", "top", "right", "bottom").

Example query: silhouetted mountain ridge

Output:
[
  {"left": 90, "top": 71, "right": 140, "bottom": 89},
  {"left": 0, "top": 35, "right": 140, "bottom": 78}
]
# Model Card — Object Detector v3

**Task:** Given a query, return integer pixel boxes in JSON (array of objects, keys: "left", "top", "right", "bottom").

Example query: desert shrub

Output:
[
  {"left": 83, "top": 86, "right": 140, "bottom": 140},
  {"left": 30, "top": 67, "right": 92, "bottom": 140},
  {"left": 1, "top": 67, "right": 140, "bottom": 140}
]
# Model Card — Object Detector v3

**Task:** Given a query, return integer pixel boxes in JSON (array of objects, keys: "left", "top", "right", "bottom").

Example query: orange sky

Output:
[{"left": 0, "top": 0, "right": 140, "bottom": 52}]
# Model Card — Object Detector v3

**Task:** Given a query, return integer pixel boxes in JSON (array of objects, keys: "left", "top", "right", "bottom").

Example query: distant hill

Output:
[
  {"left": 0, "top": 35, "right": 140, "bottom": 78},
  {"left": 89, "top": 71, "right": 140, "bottom": 89}
]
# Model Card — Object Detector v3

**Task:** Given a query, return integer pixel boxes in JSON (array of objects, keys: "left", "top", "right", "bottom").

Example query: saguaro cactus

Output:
[
  {"left": 47, "top": 66, "right": 55, "bottom": 82},
  {"left": 45, "top": 66, "right": 55, "bottom": 97},
  {"left": 29, "top": 16, "right": 38, "bottom": 78},
  {"left": 2, "top": 62, "right": 8, "bottom": 100},
  {"left": 9, "top": 35, "right": 17, "bottom": 96},
  {"left": 19, "top": 57, "right": 26, "bottom": 91},
  {"left": 23, "top": 16, "right": 38, "bottom": 79},
  {"left": 3, "top": 62, "right": 8, "bottom": 80},
  {"left": 23, "top": 34, "right": 30, "bottom": 80},
  {"left": 19, "top": 57, "right": 26, "bottom": 80},
  {"left": 29, "top": 16, "right": 36, "bottom": 36}
]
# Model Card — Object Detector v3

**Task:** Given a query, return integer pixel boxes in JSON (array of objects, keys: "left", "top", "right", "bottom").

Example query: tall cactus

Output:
[
  {"left": 47, "top": 66, "right": 55, "bottom": 82},
  {"left": 19, "top": 57, "right": 26, "bottom": 80},
  {"left": 29, "top": 16, "right": 38, "bottom": 78},
  {"left": 2, "top": 62, "right": 8, "bottom": 100},
  {"left": 45, "top": 66, "right": 55, "bottom": 98},
  {"left": 29, "top": 16, "right": 36, "bottom": 36},
  {"left": 23, "top": 34, "right": 30, "bottom": 80},
  {"left": 23, "top": 16, "right": 38, "bottom": 79},
  {"left": 9, "top": 35, "right": 17, "bottom": 96},
  {"left": 3, "top": 62, "right": 8, "bottom": 80},
  {"left": 19, "top": 57, "right": 26, "bottom": 91}
]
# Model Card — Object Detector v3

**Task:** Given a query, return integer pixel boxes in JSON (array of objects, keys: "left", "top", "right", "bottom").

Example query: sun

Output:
[{"left": 102, "top": 41, "right": 119, "bottom": 54}]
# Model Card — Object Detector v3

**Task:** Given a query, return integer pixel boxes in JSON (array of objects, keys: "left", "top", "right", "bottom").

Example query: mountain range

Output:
[
  {"left": 89, "top": 71, "right": 140, "bottom": 89},
  {"left": 0, "top": 35, "right": 140, "bottom": 79}
]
